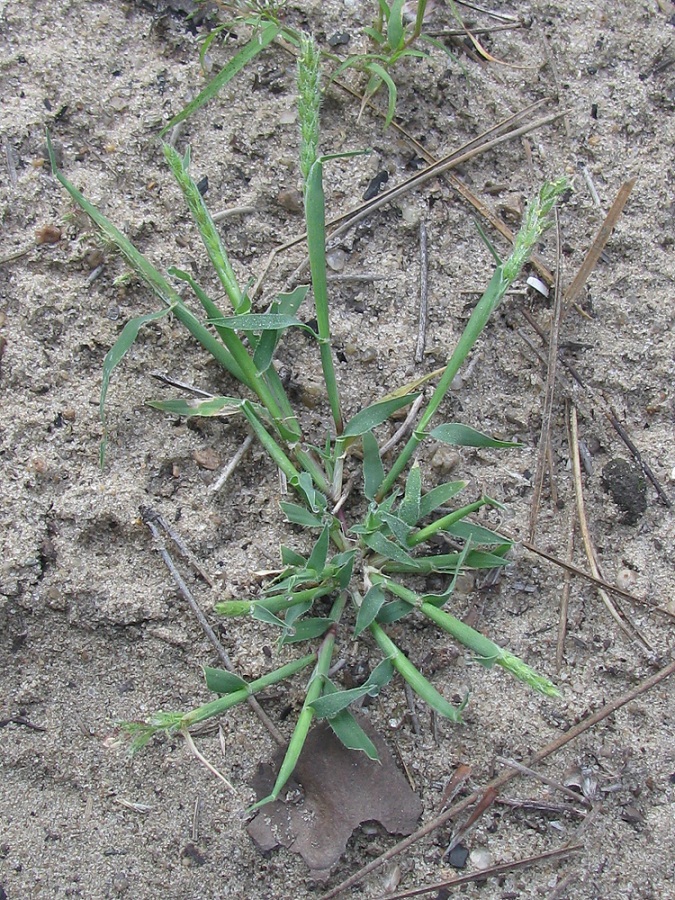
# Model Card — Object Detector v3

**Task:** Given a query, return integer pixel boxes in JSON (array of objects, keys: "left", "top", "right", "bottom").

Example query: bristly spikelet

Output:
[
  {"left": 297, "top": 34, "right": 322, "bottom": 185},
  {"left": 502, "top": 177, "right": 571, "bottom": 287}
]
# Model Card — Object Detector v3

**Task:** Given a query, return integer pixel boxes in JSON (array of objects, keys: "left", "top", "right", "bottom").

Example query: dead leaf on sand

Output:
[{"left": 247, "top": 718, "right": 423, "bottom": 880}]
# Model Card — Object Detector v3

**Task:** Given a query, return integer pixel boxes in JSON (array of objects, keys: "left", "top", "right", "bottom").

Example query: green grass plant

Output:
[
  {"left": 49, "top": 31, "right": 568, "bottom": 810},
  {"left": 174, "top": 1, "right": 462, "bottom": 131}
]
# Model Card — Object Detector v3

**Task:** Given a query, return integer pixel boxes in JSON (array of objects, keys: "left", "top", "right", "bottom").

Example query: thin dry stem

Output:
[
  {"left": 556, "top": 509, "right": 575, "bottom": 671},
  {"left": 518, "top": 309, "right": 671, "bottom": 510},
  {"left": 211, "top": 433, "right": 254, "bottom": 493},
  {"left": 143, "top": 509, "right": 285, "bottom": 744},
  {"left": 496, "top": 756, "right": 591, "bottom": 806},
  {"left": 319, "top": 656, "right": 675, "bottom": 899},
  {"left": 568, "top": 405, "right": 654, "bottom": 653},
  {"left": 182, "top": 727, "right": 236, "bottom": 794},
  {"left": 374, "top": 844, "right": 583, "bottom": 900},
  {"left": 529, "top": 209, "right": 564, "bottom": 540},
  {"left": 563, "top": 178, "right": 637, "bottom": 316},
  {"left": 414, "top": 221, "right": 428, "bottom": 363},
  {"left": 251, "top": 98, "right": 561, "bottom": 297}
]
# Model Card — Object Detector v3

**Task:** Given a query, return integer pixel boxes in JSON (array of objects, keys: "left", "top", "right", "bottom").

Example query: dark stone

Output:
[
  {"left": 446, "top": 843, "right": 470, "bottom": 868},
  {"left": 601, "top": 458, "right": 647, "bottom": 524},
  {"left": 328, "top": 32, "right": 351, "bottom": 48},
  {"left": 363, "top": 170, "right": 389, "bottom": 201}
]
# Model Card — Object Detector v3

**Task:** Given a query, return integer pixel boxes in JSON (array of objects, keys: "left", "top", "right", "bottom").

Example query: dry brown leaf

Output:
[{"left": 247, "top": 719, "right": 423, "bottom": 880}]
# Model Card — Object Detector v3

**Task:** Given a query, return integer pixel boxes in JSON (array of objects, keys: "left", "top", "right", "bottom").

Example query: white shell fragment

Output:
[{"left": 526, "top": 275, "right": 550, "bottom": 298}]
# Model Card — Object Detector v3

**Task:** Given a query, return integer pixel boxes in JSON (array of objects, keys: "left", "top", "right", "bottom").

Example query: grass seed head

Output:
[{"left": 297, "top": 34, "right": 322, "bottom": 184}]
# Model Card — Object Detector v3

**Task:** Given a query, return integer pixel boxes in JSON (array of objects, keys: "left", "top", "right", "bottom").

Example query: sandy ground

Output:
[{"left": 1, "top": 0, "right": 674, "bottom": 897}]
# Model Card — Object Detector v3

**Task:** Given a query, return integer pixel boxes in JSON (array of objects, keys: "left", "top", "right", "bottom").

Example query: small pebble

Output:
[
  {"left": 84, "top": 248, "right": 105, "bottom": 269},
  {"left": 301, "top": 383, "right": 323, "bottom": 409},
  {"left": 193, "top": 448, "right": 220, "bottom": 471},
  {"left": 328, "top": 31, "right": 351, "bottom": 47},
  {"left": 180, "top": 842, "right": 206, "bottom": 866},
  {"left": 111, "top": 871, "right": 130, "bottom": 894},
  {"left": 431, "top": 446, "right": 460, "bottom": 474},
  {"left": 621, "top": 804, "right": 644, "bottom": 825},
  {"left": 447, "top": 843, "right": 469, "bottom": 869},
  {"left": 277, "top": 188, "right": 303, "bottom": 214},
  {"left": 326, "top": 248, "right": 347, "bottom": 272},
  {"left": 469, "top": 847, "right": 492, "bottom": 870},
  {"left": 109, "top": 95, "right": 128, "bottom": 112},
  {"left": 35, "top": 224, "right": 62, "bottom": 244},
  {"left": 39, "top": 140, "right": 63, "bottom": 166},
  {"left": 381, "top": 864, "right": 401, "bottom": 893},
  {"left": 400, "top": 203, "right": 421, "bottom": 226},
  {"left": 363, "top": 170, "right": 389, "bottom": 201},
  {"left": 279, "top": 109, "right": 296, "bottom": 125},
  {"left": 616, "top": 568, "right": 638, "bottom": 592}
]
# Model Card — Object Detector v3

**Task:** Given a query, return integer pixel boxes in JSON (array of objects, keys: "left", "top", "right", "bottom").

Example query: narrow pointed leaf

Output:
[
  {"left": 376, "top": 598, "right": 412, "bottom": 624},
  {"left": 102, "top": 308, "right": 172, "bottom": 428},
  {"left": 310, "top": 683, "right": 372, "bottom": 717},
  {"left": 387, "top": 0, "right": 406, "bottom": 49},
  {"left": 204, "top": 667, "right": 248, "bottom": 694},
  {"left": 363, "top": 531, "right": 419, "bottom": 567},
  {"left": 281, "top": 617, "right": 333, "bottom": 644},
  {"left": 280, "top": 545, "right": 307, "bottom": 567},
  {"left": 430, "top": 423, "right": 521, "bottom": 449},
  {"left": 307, "top": 526, "right": 330, "bottom": 573},
  {"left": 365, "top": 61, "right": 397, "bottom": 126},
  {"left": 284, "top": 601, "right": 314, "bottom": 629},
  {"left": 343, "top": 393, "right": 419, "bottom": 437},
  {"left": 398, "top": 462, "right": 422, "bottom": 525},
  {"left": 147, "top": 396, "right": 243, "bottom": 418},
  {"left": 160, "top": 22, "right": 280, "bottom": 135},
  {"left": 379, "top": 510, "right": 413, "bottom": 545},
  {"left": 418, "top": 480, "right": 467, "bottom": 519},
  {"left": 252, "top": 605, "right": 287, "bottom": 628},
  {"left": 446, "top": 520, "right": 510, "bottom": 546},
  {"left": 291, "top": 472, "right": 327, "bottom": 514},
  {"left": 326, "top": 707, "right": 379, "bottom": 760},
  {"left": 253, "top": 285, "right": 309, "bottom": 373},
  {"left": 279, "top": 502, "right": 323, "bottom": 528},
  {"left": 362, "top": 430, "right": 385, "bottom": 500},
  {"left": 209, "top": 313, "right": 315, "bottom": 333},
  {"left": 354, "top": 583, "right": 387, "bottom": 636},
  {"left": 382, "top": 548, "right": 510, "bottom": 575},
  {"left": 310, "top": 659, "right": 394, "bottom": 717},
  {"left": 364, "top": 26, "right": 387, "bottom": 44}
]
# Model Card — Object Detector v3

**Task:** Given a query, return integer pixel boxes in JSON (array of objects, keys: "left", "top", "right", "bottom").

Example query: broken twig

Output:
[{"left": 320, "top": 657, "right": 675, "bottom": 899}]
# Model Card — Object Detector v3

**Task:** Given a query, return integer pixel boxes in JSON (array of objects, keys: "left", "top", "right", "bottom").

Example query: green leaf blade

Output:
[
  {"left": 362, "top": 431, "right": 385, "bottom": 500},
  {"left": 429, "top": 423, "right": 521, "bottom": 449},
  {"left": 418, "top": 480, "right": 467, "bottom": 519},
  {"left": 160, "top": 23, "right": 280, "bottom": 136},
  {"left": 204, "top": 667, "right": 248, "bottom": 694},
  {"left": 398, "top": 462, "right": 422, "bottom": 525},
  {"left": 147, "top": 396, "right": 243, "bottom": 418},
  {"left": 354, "top": 584, "right": 387, "bottom": 636},
  {"left": 326, "top": 709, "right": 379, "bottom": 760},
  {"left": 343, "top": 394, "right": 418, "bottom": 437},
  {"left": 279, "top": 502, "right": 323, "bottom": 528}
]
